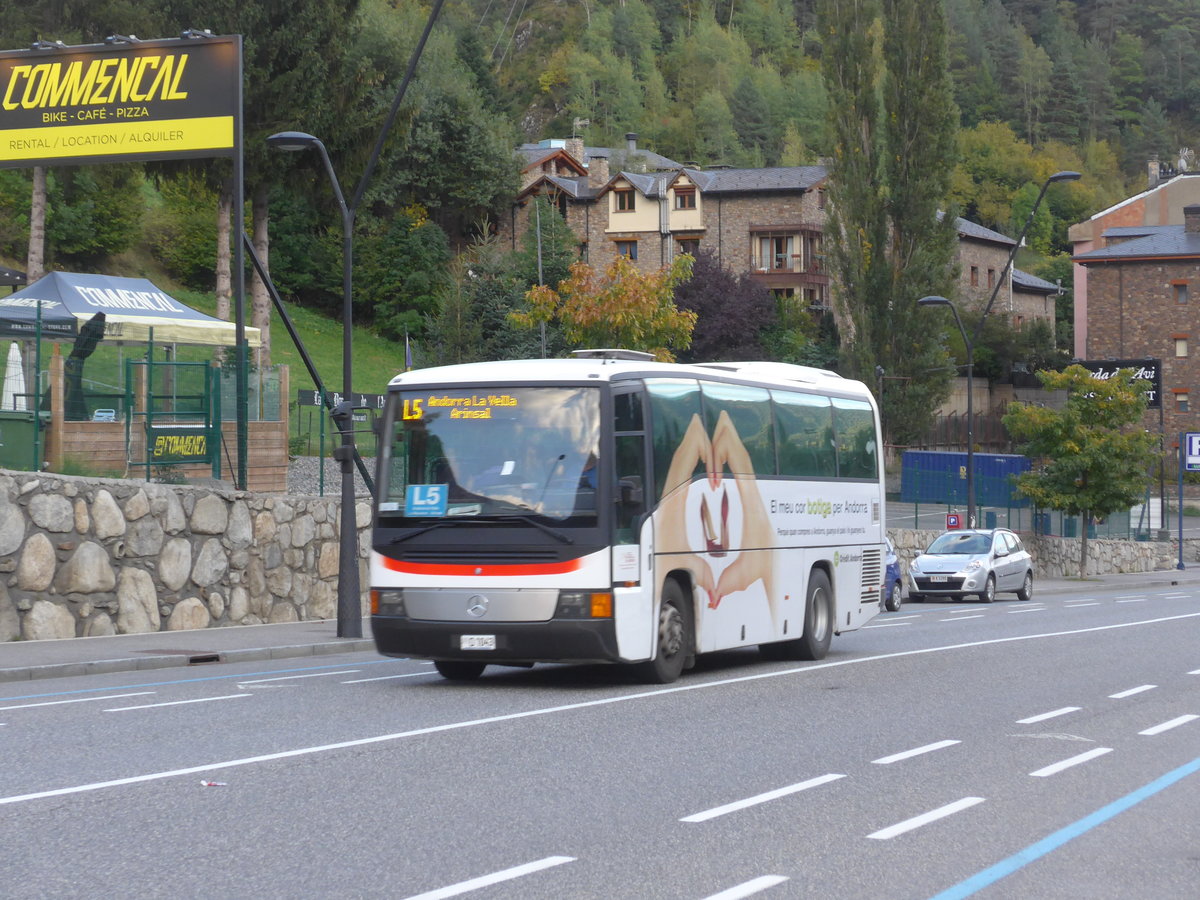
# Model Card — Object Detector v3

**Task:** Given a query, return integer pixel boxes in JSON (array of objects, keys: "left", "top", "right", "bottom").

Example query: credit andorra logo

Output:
[{"left": 2, "top": 54, "right": 190, "bottom": 112}]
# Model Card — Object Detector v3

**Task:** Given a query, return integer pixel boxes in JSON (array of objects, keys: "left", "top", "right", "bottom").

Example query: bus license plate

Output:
[
  {"left": 930, "top": 575, "right": 948, "bottom": 583},
  {"left": 461, "top": 635, "right": 496, "bottom": 650}
]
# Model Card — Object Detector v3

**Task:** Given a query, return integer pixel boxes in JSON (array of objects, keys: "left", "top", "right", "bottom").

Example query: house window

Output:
[
  {"left": 616, "top": 240, "right": 638, "bottom": 260},
  {"left": 1175, "top": 282, "right": 1189, "bottom": 304},
  {"left": 817, "top": 190, "right": 826, "bottom": 210},
  {"left": 970, "top": 266, "right": 979, "bottom": 286},
  {"left": 674, "top": 189, "right": 696, "bottom": 210},
  {"left": 1176, "top": 391, "right": 1190, "bottom": 413},
  {"left": 677, "top": 238, "right": 699, "bottom": 256},
  {"left": 755, "top": 233, "right": 794, "bottom": 271},
  {"left": 1177, "top": 338, "right": 1189, "bottom": 358},
  {"left": 987, "top": 269, "right": 996, "bottom": 289},
  {"left": 614, "top": 189, "right": 636, "bottom": 212}
]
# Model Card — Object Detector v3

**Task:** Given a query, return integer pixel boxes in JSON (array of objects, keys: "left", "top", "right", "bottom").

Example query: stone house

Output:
[
  {"left": 1072, "top": 202, "right": 1200, "bottom": 439},
  {"left": 1069, "top": 157, "right": 1200, "bottom": 359},
  {"left": 499, "top": 134, "right": 1057, "bottom": 332}
]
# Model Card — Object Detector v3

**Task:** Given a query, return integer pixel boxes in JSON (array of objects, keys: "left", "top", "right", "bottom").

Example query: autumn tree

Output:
[
  {"left": 673, "top": 249, "right": 776, "bottom": 362},
  {"left": 1003, "top": 365, "right": 1159, "bottom": 578},
  {"left": 516, "top": 255, "right": 696, "bottom": 361}
]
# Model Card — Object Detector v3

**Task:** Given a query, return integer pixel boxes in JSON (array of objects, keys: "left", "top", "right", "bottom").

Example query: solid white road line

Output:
[
  {"left": 701, "top": 876, "right": 790, "bottom": 899},
  {"left": 0, "top": 692, "right": 155, "bottom": 711},
  {"left": 403, "top": 856, "right": 575, "bottom": 900},
  {"left": 342, "top": 673, "right": 433, "bottom": 683},
  {"left": 1109, "top": 685, "right": 1156, "bottom": 699},
  {"left": 1139, "top": 714, "right": 1199, "bottom": 736},
  {"left": 872, "top": 739, "right": 960, "bottom": 765},
  {"left": 1007, "top": 608, "right": 1047, "bottom": 613},
  {"left": 1029, "top": 747, "right": 1113, "bottom": 777},
  {"left": 1065, "top": 602, "right": 1100, "bottom": 607},
  {"left": 680, "top": 774, "right": 845, "bottom": 823},
  {"left": 867, "top": 797, "right": 986, "bottom": 840},
  {"left": 863, "top": 622, "right": 911, "bottom": 628},
  {"left": 1189, "top": 668, "right": 1200, "bottom": 675},
  {"left": 940, "top": 615, "right": 984, "bottom": 621},
  {"left": 6, "top": 610, "right": 1199, "bottom": 808},
  {"left": 1017, "top": 707, "right": 1081, "bottom": 724},
  {"left": 104, "top": 694, "right": 251, "bottom": 712},
  {"left": 237, "top": 670, "right": 360, "bottom": 685}
]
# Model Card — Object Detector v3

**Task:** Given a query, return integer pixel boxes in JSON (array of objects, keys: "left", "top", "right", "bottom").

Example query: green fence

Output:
[{"left": 890, "top": 468, "right": 1156, "bottom": 539}]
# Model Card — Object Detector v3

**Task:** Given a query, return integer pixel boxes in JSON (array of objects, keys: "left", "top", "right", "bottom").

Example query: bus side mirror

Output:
[{"left": 619, "top": 476, "right": 643, "bottom": 506}]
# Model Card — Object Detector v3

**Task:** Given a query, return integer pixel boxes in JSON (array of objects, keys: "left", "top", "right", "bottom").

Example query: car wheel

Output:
[
  {"left": 979, "top": 574, "right": 996, "bottom": 603},
  {"left": 434, "top": 660, "right": 486, "bottom": 681},
  {"left": 1017, "top": 571, "right": 1034, "bottom": 602},
  {"left": 637, "top": 579, "right": 692, "bottom": 684},
  {"left": 885, "top": 580, "right": 902, "bottom": 612}
]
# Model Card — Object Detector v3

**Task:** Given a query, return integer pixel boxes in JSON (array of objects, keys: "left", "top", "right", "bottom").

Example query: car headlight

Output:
[{"left": 910, "top": 559, "right": 922, "bottom": 573}]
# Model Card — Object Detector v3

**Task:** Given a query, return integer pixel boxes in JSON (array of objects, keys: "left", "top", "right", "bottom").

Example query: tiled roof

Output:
[
  {"left": 1074, "top": 228, "right": 1200, "bottom": 261},
  {"left": 1012, "top": 268, "right": 1058, "bottom": 293},
  {"left": 954, "top": 217, "right": 1017, "bottom": 246}
]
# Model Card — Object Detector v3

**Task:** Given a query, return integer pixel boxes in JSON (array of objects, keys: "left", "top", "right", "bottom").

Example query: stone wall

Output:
[
  {"left": 0, "top": 470, "right": 370, "bottom": 643},
  {"left": 889, "top": 528, "right": 1189, "bottom": 579}
]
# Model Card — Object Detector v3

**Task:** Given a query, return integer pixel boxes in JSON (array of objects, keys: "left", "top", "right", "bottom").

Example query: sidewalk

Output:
[
  {"left": 0, "top": 618, "right": 374, "bottom": 684},
  {"left": 2, "top": 568, "right": 1198, "bottom": 685}
]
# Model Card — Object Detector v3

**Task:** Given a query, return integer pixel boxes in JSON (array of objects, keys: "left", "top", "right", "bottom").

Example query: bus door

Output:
[{"left": 612, "top": 385, "right": 654, "bottom": 660}]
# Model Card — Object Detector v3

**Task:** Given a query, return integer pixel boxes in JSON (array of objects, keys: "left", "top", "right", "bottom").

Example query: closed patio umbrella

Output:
[{"left": 1, "top": 341, "right": 27, "bottom": 411}]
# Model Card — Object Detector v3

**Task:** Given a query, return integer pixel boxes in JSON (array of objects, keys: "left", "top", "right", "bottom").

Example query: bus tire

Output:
[
  {"left": 768, "top": 569, "right": 834, "bottom": 662},
  {"left": 795, "top": 569, "right": 834, "bottom": 660},
  {"left": 434, "top": 660, "right": 486, "bottom": 681},
  {"left": 637, "top": 579, "right": 692, "bottom": 684}
]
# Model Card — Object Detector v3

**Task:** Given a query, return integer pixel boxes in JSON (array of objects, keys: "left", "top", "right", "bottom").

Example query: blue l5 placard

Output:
[{"left": 405, "top": 484, "right": 448, "bottom": 517}]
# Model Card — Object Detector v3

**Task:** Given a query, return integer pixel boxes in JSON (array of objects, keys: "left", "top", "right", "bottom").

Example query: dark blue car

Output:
[{"left": 881, "top": 537, "right": 903, "bottom": 612}]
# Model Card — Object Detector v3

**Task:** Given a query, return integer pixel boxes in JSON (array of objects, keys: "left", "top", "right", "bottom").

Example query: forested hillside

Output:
[{"left": 1, "top": 0, "right": 1196, "bottom": 349}]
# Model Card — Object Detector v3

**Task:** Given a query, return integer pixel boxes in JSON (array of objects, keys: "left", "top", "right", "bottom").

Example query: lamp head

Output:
[
  {"left": 1048, "top": 170, "right": 1081, "bottom": 183},
  {"left": 267, "top": 131, "right": 322, "bottom": 152},
  {"left": 917, "top": 295, "right": 951, "bottom": 308}
]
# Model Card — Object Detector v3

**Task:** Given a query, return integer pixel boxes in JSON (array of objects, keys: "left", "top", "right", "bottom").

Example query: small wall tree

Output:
[{"left": 1003, "top": 364, "right": 1159, "bottom": 577}]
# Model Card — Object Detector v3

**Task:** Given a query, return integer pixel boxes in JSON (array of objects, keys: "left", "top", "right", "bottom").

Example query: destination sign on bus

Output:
[{"left": 403, "top": 393, "right": 519, "bottom": 421}]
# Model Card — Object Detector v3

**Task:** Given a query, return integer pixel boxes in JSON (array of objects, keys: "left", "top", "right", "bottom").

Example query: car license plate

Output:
[
  {"left": 930, "top": 575, "right": 948, "bottom": 583},
  {"left": 460, "top": 634, "right": 496, "bottom": 650}
]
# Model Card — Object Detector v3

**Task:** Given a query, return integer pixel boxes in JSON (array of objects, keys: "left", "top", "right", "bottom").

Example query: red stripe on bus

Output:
[{"left": 379, "top": 557, "right": 584, "bottom": 577}]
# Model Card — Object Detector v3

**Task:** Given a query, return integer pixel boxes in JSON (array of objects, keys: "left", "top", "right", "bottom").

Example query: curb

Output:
[{"left": 0, "top": 638, "right": 377, "bottom": 685}]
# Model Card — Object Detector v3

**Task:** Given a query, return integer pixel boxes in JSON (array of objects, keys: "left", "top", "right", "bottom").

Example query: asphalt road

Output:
[{"left": 2, "top": 584, "right": 1198, "bottom": 900}]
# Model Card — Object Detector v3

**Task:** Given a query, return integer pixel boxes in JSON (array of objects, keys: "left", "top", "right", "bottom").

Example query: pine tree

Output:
[{"left": 820, "top": 0, "right": 959, "bottom": 446}]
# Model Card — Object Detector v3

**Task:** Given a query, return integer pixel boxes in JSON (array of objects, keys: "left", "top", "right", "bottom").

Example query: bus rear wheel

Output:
[
  {"left": 637, "top": 580, "right": 692, "bottom": 684},
  {"left": 764, "top": 569, "right": 833, "bottom": 661},
  {"left": 434, "top": 660, "right": 486, "bottom": 681}
]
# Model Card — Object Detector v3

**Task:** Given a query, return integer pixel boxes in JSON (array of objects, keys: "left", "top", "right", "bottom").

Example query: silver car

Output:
[{"left": 908, "top": 528, "right": 1034, "bottom": 603}]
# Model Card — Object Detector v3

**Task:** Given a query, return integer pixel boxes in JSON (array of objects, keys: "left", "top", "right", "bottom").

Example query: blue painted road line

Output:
[{"left": 930, "top": 755, "right": 1200, "bottom": 899}]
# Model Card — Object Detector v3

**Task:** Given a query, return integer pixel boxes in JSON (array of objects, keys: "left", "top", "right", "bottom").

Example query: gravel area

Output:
[{"left": 287, "top": 455, "right": 377, "bottom": 497}]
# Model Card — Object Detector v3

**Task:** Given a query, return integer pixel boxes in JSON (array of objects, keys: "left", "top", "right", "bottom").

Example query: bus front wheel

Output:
[
  {"left": 434, "top": 660, "right": 486, "bottom": 681},
  {"left": 637, "top": 580, "right": 692, "bottom": 684}
]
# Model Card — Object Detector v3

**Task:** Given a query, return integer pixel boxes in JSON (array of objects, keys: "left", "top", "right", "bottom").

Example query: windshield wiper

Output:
[
  {"left": 387, "top": 513, "right": 573, "bottom": 545},
  {"left": 494, "top": 514, "right": 574, "bottom": 544}
]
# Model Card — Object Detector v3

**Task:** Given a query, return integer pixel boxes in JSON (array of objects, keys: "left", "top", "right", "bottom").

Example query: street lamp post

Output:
[
  {"left": 919, "top": 169, "right": 1081, "bottom": 528},
  {"left": 918, "top": 295, "right": 975, "bottom": 525},
  {"left": 267, "top": 131, "right": 361, "bottom": 639}
]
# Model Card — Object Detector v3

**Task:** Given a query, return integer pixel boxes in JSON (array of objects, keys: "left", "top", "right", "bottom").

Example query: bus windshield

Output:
[{"left": 379, "top": 386, "right": 601, "bottom": 523}]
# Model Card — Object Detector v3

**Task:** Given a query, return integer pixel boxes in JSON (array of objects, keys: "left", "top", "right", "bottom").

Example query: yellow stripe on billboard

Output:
[{"left": 0, "top": 116, "right": 233, "bottom": 161}]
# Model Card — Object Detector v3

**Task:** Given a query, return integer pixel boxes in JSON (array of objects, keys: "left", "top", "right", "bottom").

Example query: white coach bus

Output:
[{"left": 369, "top": 350, "right": 885, "bottom": 682}]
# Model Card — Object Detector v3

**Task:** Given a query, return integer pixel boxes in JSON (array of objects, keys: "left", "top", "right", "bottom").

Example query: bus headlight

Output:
[
  {"left": 372, "top": 589, "right": 406, "bottom": 615},
  {"left": 556, "top": 590, "right": 613, "bottom": 618}
]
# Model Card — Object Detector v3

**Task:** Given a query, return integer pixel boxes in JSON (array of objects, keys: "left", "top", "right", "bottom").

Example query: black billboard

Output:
[
  {"left": 1076, "top": 358, "right": 1161, "bottom": 409},
  {"left": 0, "top": 36, "right": 239, "bottom": 168}
]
